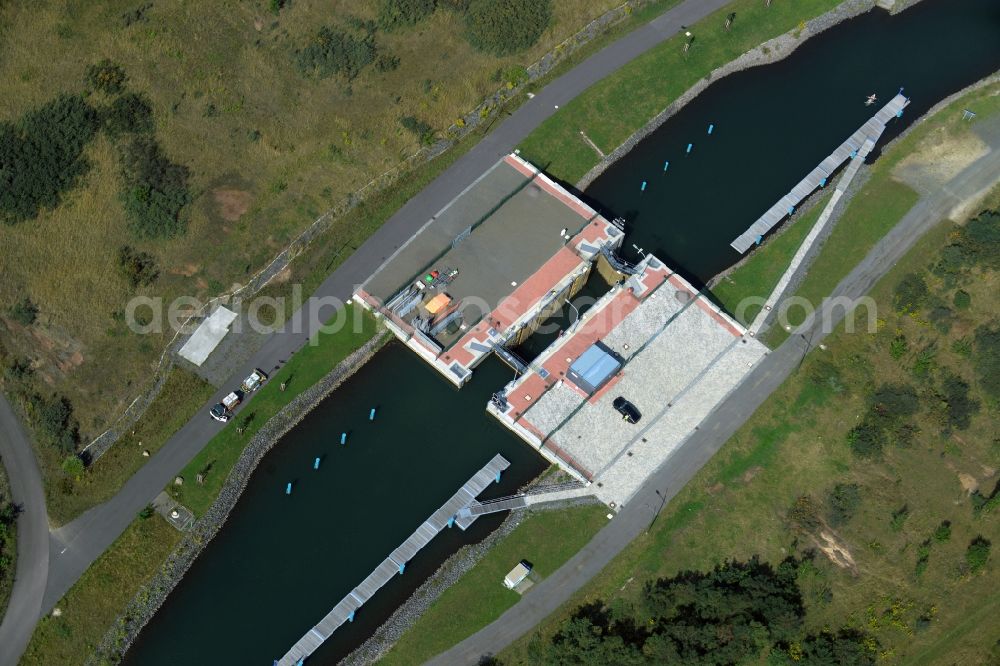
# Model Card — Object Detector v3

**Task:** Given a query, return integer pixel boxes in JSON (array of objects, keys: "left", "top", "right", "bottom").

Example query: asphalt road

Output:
[
  {"left": 426, "top": 129, "right": 1000, "bottom": 665},
  {"left": 35, "top": 0, "right": 733, "bottom": 639},
  {"left": 0, "top": 394, "right": 49, "bottom": 666}
]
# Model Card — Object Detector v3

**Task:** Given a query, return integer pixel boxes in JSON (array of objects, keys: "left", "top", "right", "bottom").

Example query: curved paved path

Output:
[
  {"left": 21, "top": 0, "right": 731, "bottom": 661},
  {"left": 427, "top": 121, "right": 1000, "bottom": 665},
  {"left": 0, "top": 394, "right": 49, "bottom": 666}
]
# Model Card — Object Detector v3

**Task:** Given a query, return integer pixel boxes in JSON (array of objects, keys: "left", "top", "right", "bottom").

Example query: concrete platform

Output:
[{"left": 177, "top": 306, "right": 238, "bottom": 366}]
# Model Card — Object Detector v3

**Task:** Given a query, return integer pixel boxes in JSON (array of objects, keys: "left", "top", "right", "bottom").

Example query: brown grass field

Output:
[{"left": 0, "top": 0, "right": 624, "bottom": 442}]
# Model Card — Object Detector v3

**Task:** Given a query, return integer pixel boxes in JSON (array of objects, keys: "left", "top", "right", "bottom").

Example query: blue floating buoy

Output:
[
  {"left": 285, "top": 482, "right": 293, "bottom": 495},
  {"left": 313, "top": 457, "right": 321, "bottom": 470},
  {"left": 348, "top": 610, "right": 355, "bottom": 622},
  {"left": 495, "top": 471, "right": 502, "bottom": 484},
  {"left": 640, "top": 181, "right": 647, "bottom": 192},
  {"left": 820, "top": 177, "right": 827, "bottom": 187},
  {"left": 398, "top": 562, "right": 406, "bottom": 574},
  {"left": 369, "top": 408, "right": 376, "bottom": 421},
  {"left": 755, "top": 235, "right": 763, "bottom": 246},
  {"left": 707, "top": 123, "right": 714, "bottom": 135},
  {"left": 896, "top": 109, "right": 903, "bottom": 118},
  {"left": 787, "top": 206, "right": 795, "bottom": 215},
  {"left": 340, "top": 432, "right": 347, "bottom": 445},
  {"left": 663, "top": 160, "right": 669, "bottom": 172},
  {"left": 850, "top": 149, "right": 858, "bottom": 158},
  {"left": 448, "top": 516, "right": 455, "bottom": 528},
  {"left": 686, "top": 143, "right": 693, "bottom": 154}
]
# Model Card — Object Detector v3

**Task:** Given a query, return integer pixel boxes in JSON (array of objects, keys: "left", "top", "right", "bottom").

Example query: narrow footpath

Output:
[{"left": 426, "top": 123, "right": 1000, "bottom": 665}]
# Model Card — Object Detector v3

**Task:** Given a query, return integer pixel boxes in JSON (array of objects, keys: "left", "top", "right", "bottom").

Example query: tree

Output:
[
  {"left": 293, "top": 26, "right": 377, "bottom": 79},
  {"left": 938, "top": 372, "right": 979, "bottom": 430},
  {"left": 29, "top": 393, "right": 79, "bottom": 452},
  {"left": 377, "top": 0, "right": 436, "bottom": 30},
  {"left": 464, "top": 0, "right": 552, "bottom": 56},
  {"left": 0, "top": 94, "right": 101, "bottom": 224},
  {"left": 973, "top": 324, "right": 1000, "bottom": 399},
  {"left": 847, "top": 421, "right": 885, "bottom": 459},
  {"left": 104, "top": 92, "right": 154, "bottom": 137},
  {"left": 118, "top": 136, "right": 191, "bottom": 239},
  {"left": 8, "top": 297, "right": 38, "bottom": 325}
]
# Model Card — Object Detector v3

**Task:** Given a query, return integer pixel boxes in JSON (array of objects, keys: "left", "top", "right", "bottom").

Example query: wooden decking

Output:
[
  {"left": 731, "top": 93, "right": 910, "bottom": 253},
  {"left": 277, "top": 454, "right": 511, "bottom": 666}
]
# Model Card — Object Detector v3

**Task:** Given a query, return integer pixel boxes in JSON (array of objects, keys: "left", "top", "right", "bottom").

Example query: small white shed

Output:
[{"left": 503, "top": 561, "right": 531, "bottom": 589}]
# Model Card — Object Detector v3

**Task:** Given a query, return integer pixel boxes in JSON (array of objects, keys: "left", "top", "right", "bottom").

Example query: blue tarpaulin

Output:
[{"left": 566, "top": 342, "right": 621, "bottom": 394}]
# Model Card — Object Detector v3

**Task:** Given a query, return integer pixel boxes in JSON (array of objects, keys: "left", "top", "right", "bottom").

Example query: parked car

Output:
[
  {"left": 209, "top": 391, "right": 241, "bottom": 423},
  {"left": 613, "top": 397, "right": 641, "bottom": 424},
  {"left": 241, "top": 368, "right": 268, "bottom": 393}
]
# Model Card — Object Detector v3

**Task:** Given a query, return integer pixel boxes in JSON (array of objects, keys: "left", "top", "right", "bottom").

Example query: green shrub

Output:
[
  {"left": 932, "top": 521, "right": 951, "bottom": 543},
  {"left": 139, "top": 504, "right": 155, "bottom": 519},
  {"left": 912, "top": 345, "right": 937, "bottom": 379},
  {"left": 951, "top": 337, "right": 972, "bottom": 358},
  {"left": 464, "top": 0, "right": 552, "bottom": 56},
  {"left": 293, "top": 26, "right": 376, "bottom": 79},
  {"left": 104, "top": 92, "right": 154, "bottom": 137},
  {"left": 973, "top": 324, "right": 1000, "bottom": 399},
  {"left": 400, "top": 115, "right": 435, "bottom": 145},
  {"left": 377, "top": 0, "right": 436, "bottom": 30},
  {"left": 787, "top": 495, "right": 821, "bottom": 532},
  {"left": 116, "top": 245, "right": 159, "bottom": 288},
  {"left": 118, "top": 136, "right": 191, "bottom": 239},
  {"left": 847, "top": 421, "right": 885, "bottom": 459},
  {"left": 965, "top": 536, "right": 991, "bottom": 574},
  {"left": 8, "top": 297, "right": 39, "bottom": 325},
  {"left": 374, "top": 53, "right": 401, "bottom": 72},
  {"left": 889, "top": 334, "right": 908, "bottom": 360},
  {"left": 826, "top": 483, "right": 861, "bottom": 527},
  {"left": 85, "top": 59, "right": 128, "bottom": 95},
  {"left": 961, "top": 210, "right": 1000, "bottom": 270},
  {"left": 62, "top": 455, "right": 85, "bottom": 477},
  {"left": 870, "top": 383, "right": 919, "bottom": 420},
  {"left": 27, "top": 393, "right": 79, "bottom": 452},
  {"left": 892, "top": 272, "right": 928, "bottom": 313},
  {"left": 953, "top": 289, "right": 971, "bottom": 310},
  {"left": 928, "top": 304, "right": 953, "bottom": 334},
  {"left": 0, "top": 94, "right": 101, "bottom": 224},
  {"left": 439, "top": 0, "right": 471, "bottom": 11},
  {"left": 890, "top": 505, "right": 909, "bottom": 532}
]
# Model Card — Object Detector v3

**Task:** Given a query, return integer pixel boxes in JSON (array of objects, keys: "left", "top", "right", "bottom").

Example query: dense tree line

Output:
[
  {"left": 531, "top": 557, "right": 873, "bottom": 665},
  {"left": 0, "top": 94, "right": 101, "bottom": 225}
]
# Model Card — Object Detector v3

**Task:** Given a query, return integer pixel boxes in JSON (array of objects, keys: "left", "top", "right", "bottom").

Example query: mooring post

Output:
[
  {"left": 369, "top": 408, "right": 376, "bottom": 421},
  {"left": 663, "top": 160, "right": 669, "bottom": 172},
  {"left": 340, "top": 432, "right": 347, "bottom": 445},
  {"left": 286, "top": 482, "right": 292, "bottom": 495},
  {"left": 313, "top": 457, "right": 320, "bottom": 470},
  {"left": 686, "top": 143, "right": 693, "bottom": 154},
  {"left": 640, "top": 181, "right": 647, "bottom": 191},
  {"left": 707, "top": 123, "right": 714, "bottom": 135}
]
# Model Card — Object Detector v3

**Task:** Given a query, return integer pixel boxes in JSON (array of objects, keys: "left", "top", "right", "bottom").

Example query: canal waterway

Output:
[
  {"left": 586, "top": 0, "right": 1000, "bottom": 284},
  {"left": 127, "top": 1, "right": 1000, "bottom": 664},
  {"left": 125, "top": 345, "right": 541, "bottom": 665}
]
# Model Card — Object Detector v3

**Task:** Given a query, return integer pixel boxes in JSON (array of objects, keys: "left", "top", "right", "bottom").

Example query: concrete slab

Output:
[{"left": 178, "top": 306, "right": 238, "bottom": 366}]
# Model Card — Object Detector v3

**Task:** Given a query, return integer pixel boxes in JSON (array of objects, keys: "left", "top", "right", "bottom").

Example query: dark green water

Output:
[
  {"left": 127, "top": 2, "right": 1000, "bottom": 664},
  {"left": 125, "top": 345, "right": 540, "bottom": 665},
  {"left": 586, "top": 0, "right": 1000, "bottom": 284}
]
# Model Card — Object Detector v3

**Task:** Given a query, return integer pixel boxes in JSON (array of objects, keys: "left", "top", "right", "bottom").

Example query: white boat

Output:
[{"left": 865, "top": 93, "right": 877, "bottom": 106}]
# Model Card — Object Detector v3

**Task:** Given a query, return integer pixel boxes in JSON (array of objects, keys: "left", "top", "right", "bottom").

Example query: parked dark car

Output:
[
  {"left": 209, "top": 403, "right": 231, "bottom": 422},
  {"left": 613, "top": 397, "right": 641, "bottom": 423}
]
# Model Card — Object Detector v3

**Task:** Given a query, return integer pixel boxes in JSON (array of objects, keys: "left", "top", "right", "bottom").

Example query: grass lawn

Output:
[
  {"left": 171, "top": 304, "right": 380, "bottom": 515},
  {"left": 710, "top": 192, "right": 832, "bottom": 326},
  {"left": 21, "top": 515, "right": 180, "bottom": 666},
  {"left": 518, "top": 0, "right": 842, "bottom": 184},
  {"left": 44, "top": 369, "right": 215, "bottom": 526},
  {"left": 379, "top": 503, "right": 610, "bottom": 666},
  {"left": 501, "top": 199, "right": 1000, "bottom": 664}
]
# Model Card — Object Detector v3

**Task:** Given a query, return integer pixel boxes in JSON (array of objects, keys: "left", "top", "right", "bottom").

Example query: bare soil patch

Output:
[{"left": 212, "top": 189, "right": 253, "bottom": 223}]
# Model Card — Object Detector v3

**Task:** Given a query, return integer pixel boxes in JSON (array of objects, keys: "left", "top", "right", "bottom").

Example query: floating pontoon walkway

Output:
[
  {"left": 277, "top": 454, "right": 511, "bottom": 666},
  {"left": 730, "top": 93, "right": 910, "bottom": 253}
]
